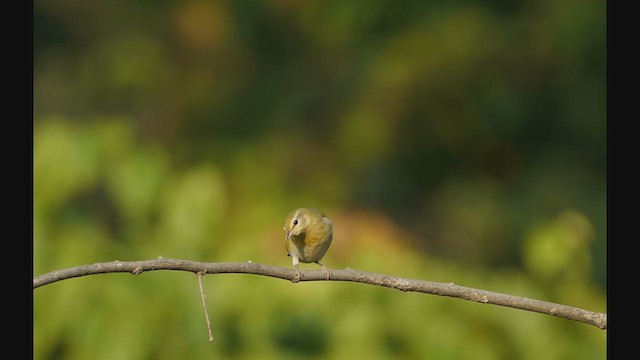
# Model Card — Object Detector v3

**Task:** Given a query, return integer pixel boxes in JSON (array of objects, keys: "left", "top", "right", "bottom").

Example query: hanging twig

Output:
[{"left": 197, "top": 271, "right": 214, "bottom": 342}]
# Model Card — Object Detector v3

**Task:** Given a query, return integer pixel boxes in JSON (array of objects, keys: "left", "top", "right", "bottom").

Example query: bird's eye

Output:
[{"left": 293, "top": 219, "right": 299, "bottom": 226}]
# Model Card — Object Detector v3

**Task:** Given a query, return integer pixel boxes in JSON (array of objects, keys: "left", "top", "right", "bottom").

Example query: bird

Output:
[{"left": 283, "top": 208, "right": 333, "bottom": 282}]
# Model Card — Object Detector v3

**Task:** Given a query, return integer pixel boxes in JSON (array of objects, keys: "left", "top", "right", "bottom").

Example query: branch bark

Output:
[{"left": 33, "top": 257, "right": 607, "bottom": 330}]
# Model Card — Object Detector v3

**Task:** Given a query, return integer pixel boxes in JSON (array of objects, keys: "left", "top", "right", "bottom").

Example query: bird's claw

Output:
[
  {"left": 292, "top": 269, "right": 301, "bottom": 283},
  {"left": 321, "top": 265, "right": 331, "bottom": 280}
]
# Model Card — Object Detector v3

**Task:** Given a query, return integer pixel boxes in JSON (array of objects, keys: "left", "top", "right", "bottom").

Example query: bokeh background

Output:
[{"left": 33, "top": 0, "right": 606, "bottom": 359}]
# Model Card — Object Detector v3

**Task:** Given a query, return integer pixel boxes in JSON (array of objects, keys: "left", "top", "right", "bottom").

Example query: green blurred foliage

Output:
[{"left": 34, "top": 0, "right": 606, "bottom": 359}]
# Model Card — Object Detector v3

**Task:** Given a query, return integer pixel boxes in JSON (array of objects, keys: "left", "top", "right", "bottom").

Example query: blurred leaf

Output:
[
  {"left": 34, "top": 118, "right": 100, "bottom": 210},
  {"left": 523, "top": 210, "right": 594, "bottom": 282},
  {"left": 156, "top": 165, "right": 228, "bottom": 257},
  {"left": 105, "top": 145, "right": 169, "bottom": 222}
]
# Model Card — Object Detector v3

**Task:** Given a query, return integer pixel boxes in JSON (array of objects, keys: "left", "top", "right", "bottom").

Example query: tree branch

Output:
[{"left": 33, "top": 257, "right": 607, "bottom": 330}]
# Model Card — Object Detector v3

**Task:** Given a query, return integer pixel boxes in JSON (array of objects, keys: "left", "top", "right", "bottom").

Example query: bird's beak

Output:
[{"left": 286, "top": 231, "right": 292, "bottom": 241}]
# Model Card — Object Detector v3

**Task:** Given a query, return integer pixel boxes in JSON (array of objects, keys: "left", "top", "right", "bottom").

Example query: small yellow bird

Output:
[{"left": 283, "top": 208, "right": 333, "bottom": 282}]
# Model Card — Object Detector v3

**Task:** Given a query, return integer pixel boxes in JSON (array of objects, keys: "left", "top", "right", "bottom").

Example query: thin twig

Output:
[
  {"left": 197, "top": 272, "right": 214, "bottom": 342},
  {"left": 32, "top": 257, "right": 607, "bottom": 330}
]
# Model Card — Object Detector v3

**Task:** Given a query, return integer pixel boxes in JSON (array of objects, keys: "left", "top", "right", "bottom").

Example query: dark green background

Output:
[{"left": 34, "top": 0, "right": 606, "bottom": 359}]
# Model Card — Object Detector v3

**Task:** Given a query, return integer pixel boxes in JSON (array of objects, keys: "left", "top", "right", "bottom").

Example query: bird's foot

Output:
[
  {"left": 292, "top": 269, "right": 301, "bottom": 283},
  {"left": 321, "top": 264, "right": 331, "bottom": 280}
]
